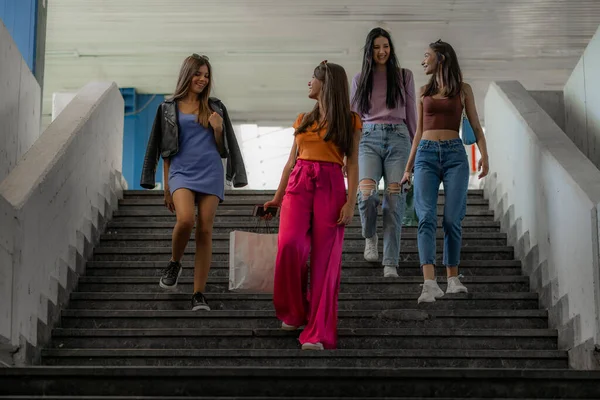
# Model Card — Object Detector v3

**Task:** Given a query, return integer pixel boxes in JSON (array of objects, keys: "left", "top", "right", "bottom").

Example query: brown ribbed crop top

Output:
[{"left": 422, "top": 95, "right": 462, "bottom": 132}]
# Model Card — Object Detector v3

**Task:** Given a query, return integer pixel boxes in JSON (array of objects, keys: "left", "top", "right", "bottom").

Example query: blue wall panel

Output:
[
  {"left": 0, "top": 0, "right": 38, "bottom": 74},
  {"left": 122, "top": 118, "right": 137, "bottom": 191},
  {"left": 120, "top": 88, "right": 164, "bottom": 190}
]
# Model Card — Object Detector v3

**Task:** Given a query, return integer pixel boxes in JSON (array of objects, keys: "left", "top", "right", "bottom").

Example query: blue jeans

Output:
[
  {"left": 414, "top": 139, "right": 469, "bottom": 267},
  {"left": 358, "top": 123, "right": 411, "bottom": 266}
]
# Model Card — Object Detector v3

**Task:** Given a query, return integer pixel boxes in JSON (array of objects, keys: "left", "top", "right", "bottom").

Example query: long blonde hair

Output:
[{"left": 170, "top": 54, "right": 212, "bottom": 127}]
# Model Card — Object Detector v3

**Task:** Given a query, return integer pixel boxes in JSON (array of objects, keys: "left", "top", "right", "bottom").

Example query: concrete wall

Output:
[
  {"left": 564, "top": 24, "right": 600, "bottom": 170},
  {"left": 528, "top": 90, "right": 565, "bottom": 132},
  {"left": 0, "top": 18, "right": 41, "bottom": 184},
  {"left": 0, "top": 82, "right": 126, "bottom": 365},
  {"left": 484, "top": 81, "right": 600, "bottom": 370},
  {"left": 0, "top": 343, "right": 15, "bottom": 367}
]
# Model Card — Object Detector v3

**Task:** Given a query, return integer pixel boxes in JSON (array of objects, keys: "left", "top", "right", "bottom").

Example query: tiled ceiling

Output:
[{"left": 43, "top": 0, "right": 600, "bottom": 126}]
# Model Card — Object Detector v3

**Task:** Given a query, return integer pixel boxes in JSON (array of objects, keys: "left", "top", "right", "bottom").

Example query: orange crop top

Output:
[
  {"left": 422, "top": 95, "right": 463, "bottom": 133},
  {"left": 293, "top": 113, "right": 362, "bottom": 165}
]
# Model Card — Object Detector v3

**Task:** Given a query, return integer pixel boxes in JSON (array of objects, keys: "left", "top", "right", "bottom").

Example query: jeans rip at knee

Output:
[
  {"left": 386, "top": 182, "right": 402, "bottom": 196},
  {"left": 358, "top": 181, "right": 378, "bottom": 202}
]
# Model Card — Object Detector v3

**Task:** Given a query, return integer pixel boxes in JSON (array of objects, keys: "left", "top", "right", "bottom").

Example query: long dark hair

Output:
[
  {"left": 423, "top": 40, "right": 463, "bottom": 98},
  {"left": 352, "top": 27, "right": 404, "bottom": 116},
  {"left": 295, "top": 61, "right": 356, "bottom": 156},
  {"left": 170, "top": 54, "right": 213, "bottom": 127}
]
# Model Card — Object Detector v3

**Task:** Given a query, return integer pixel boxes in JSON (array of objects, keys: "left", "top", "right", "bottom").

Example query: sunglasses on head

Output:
[{"left": 192, "top": 53, "right": 209, "bottom": 61}]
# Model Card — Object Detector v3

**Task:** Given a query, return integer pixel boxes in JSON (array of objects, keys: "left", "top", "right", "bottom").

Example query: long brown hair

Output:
[
  {"left": 170, "top": 54, "right": 213, "bottom": 127},
  {"left": 295, "top": 61, "right": 356, "bottom": 156},
  {"left": 423, "top": 40, "right": 463, "bottom": 98}
]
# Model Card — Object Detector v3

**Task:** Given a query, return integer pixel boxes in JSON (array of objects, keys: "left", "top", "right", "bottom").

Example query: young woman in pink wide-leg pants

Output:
[{"left": 264, "top": 61, "right": 361, "bottom": 350}]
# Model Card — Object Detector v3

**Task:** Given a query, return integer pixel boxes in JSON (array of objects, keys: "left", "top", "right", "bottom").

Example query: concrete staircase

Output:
[{"left": 2, "top": 189, "right": 600, "bottom": 399}]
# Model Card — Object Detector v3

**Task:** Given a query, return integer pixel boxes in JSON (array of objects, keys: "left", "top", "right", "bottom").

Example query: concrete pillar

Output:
[
  {"left": 0, "top": 0, "right": 47, "bottom": 88},
  {"left": 0, "top": 14, "right": 41, "bottom": 183}
]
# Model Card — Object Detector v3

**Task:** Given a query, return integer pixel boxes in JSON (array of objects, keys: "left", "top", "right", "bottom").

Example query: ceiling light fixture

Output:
[{"left": 45, "top": 49, "right": 80, "bottom": 58}]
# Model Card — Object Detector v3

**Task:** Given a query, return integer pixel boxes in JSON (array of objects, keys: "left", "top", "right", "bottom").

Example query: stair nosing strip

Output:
[
  {"left": 50, "top": 327, "right": 558, "bottom": 337},
  {"left": 40, "top": 348, "right": 568, "bottom": 360},
  {"left": 60, "top": 309, "right": 548, "bottom": 318}
]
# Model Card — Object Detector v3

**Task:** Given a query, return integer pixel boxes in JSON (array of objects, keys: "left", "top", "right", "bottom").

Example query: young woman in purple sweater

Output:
[{"left": 351, "top": 27, "right": 417, "bottom": 278}]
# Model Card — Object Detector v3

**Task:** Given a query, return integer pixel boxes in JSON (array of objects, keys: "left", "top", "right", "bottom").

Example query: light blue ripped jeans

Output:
[{"left": 358, "top": 123, "right": 411, "bottom": 266}]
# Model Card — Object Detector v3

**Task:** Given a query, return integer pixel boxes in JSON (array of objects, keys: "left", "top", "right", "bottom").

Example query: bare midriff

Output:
[{"left": 421, "top": 129, "right": 460, "bottom": 141}]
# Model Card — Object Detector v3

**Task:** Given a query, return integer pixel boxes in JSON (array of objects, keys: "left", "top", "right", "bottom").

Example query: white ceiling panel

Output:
[{"left": 44, "top": 0, "right": 600, "bottom": 124}]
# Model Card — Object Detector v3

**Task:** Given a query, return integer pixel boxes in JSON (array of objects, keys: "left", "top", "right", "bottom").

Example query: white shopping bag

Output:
[{"left": 229, "top": 230, "right": 278, "bottom": 293}]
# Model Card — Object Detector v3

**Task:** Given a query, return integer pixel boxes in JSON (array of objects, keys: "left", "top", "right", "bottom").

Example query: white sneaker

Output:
[
  {"left": 446, "top": 275, "right": 468, "bottom": 294},
  {"left": 364, "top": 234, "right": 379, "bottom": 262},
  {"left": 281, "top": 322, "right": 301, "bottom": 331},
  {"left": 301, "top": 342, "right": 324, "bottom": 351},
  {"left": 417, "top": 279, "right": 445, "bottom": 304},
  {"left": 383, "top": 266, "right": 399, "bottom": 278}
]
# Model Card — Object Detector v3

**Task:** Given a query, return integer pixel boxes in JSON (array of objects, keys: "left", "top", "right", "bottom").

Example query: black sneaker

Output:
[
  {"left": 159, "top": 261, "right": 182, "bottom": 290},
  {"left": 191, "top": 292, "right": 210, "bottom": 311}
]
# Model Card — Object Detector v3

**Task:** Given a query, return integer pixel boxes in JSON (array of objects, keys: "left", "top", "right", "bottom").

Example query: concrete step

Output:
[
  {"left": 105, "top": 220, "right": 502, "bottom": 233},
  {"left": 47, "top": 327, "right": 557, "bottom": 351},
  {"left": 1, "top": 397, "right": 581, "bottom": 400},
  {"left": 76, "top": 276, "right": 529, "bottom": 294},
  {"left": 101, "top": 231, "right": 508, "bottom": 241},
  {"left": 59, "top": 309, "right": 548, "bottom": 330},
  {"left": 84, "top": 260, "right": 523, "bottom": 277},
  {"left": 113, "top": 203, "right": 494, "bottom": 218},
  {"left": 90, "top": 246, "right": 515, "bottom": 262},
  {"left": 98, "top": 233, "right": 508, "bottom": 248},
  {"left": 90, "top": 254, "right": 512, "bottom": 263},
  {"left": 69, "top": 292, "right": 539, "bottom": 311},
  {"left": 110, "top": 214, "right": 495, "bottom": 223},
  {"left": 118, "top": 197, "right": 489, "bottom": 206},
  {"left": 124, "top": 188, "right": 486, "bottom": 197},
  {"left": 7, "top": 395, "right": 575, "bottom": 400},
  {"left": 41, "top": 348, "right": 566, "bottom": 369},
  {"left": 3, "top": 367, "right": 599, "bottom": 398},
  {"left": 92, "top": 245, "right": 514, "bottom": 254}
]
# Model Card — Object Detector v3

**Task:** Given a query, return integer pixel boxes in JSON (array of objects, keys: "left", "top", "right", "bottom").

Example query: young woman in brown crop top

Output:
[{"left": 401, "top": 39, "right": 489, "bottom": 304}]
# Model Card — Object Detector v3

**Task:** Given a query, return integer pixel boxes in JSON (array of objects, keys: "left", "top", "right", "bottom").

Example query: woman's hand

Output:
[
  {"left": 262, "top": 198, "right": 282, "bottom": 221},
  {"left": 478, "top": 157, "right": 489, "bottom": 179},
  {"left": 164, "top": 190, "right": 175, "bottom": 213},
  {"left": 400, "top": 171, "right": 412, "bottom": 186},
  {"left": 337, "top": 202, "right": 355, "bottom": 225},
  {"left": 263, "top": 198, "right": 281, "bottom": 209},
  {"left": 208, "top": 112, "right": 223, "bottom": 131}
]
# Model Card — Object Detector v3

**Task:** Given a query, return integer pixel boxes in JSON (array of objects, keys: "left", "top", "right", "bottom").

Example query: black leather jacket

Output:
[{"left": 140, "top": 97, "right": 248, "bottom": 189}]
